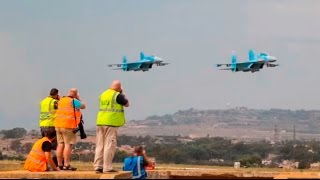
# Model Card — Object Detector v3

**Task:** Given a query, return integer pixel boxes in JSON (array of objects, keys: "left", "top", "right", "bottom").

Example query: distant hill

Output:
[{"left": 119, "top": 108, "right": 320, "bottom": 140}]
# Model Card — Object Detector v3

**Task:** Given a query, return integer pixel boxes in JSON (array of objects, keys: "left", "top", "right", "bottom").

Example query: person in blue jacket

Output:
[{"left": 123, "top": 146, "right": 150, "bottom": 179}]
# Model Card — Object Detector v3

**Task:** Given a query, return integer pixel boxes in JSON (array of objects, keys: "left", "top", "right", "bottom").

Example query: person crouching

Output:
[
  {"left": 24, "top": 129, "right": 59, "bottom": 172},
  {"left": 123, "top": 146, "right": 151, "bottom": 179}
]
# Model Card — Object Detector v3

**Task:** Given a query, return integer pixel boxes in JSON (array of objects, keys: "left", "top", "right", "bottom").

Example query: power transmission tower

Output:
[
  {"left": 293, "top": 125, "right": 296, "bottom": 142},
  {"left": 274, "top": 125, "right": 279, "bottom": 143}
]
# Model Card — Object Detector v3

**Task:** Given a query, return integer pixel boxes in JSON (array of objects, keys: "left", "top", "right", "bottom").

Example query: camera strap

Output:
[{"left": 72, "top": 99, "right": 77, "bottom": 129}]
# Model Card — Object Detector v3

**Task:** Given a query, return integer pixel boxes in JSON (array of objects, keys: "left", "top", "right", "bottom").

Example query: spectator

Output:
[
  {"left": 94, "top": 80, "right": 129, "bottom": 173},
  {"left": 123, "top": 145, "right": 150, "bottom": 179}
]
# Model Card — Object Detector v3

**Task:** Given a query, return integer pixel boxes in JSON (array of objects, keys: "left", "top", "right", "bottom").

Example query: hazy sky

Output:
[{"left": 1, "top": 0, "right": 320, "bottom": 130}]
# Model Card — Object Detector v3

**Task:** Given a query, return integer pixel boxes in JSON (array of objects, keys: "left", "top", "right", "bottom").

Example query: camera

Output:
[
  {"left": 73, "top": 127, "right": 80, "bottom": 133},
  {"left": 73, "top": 118, "right": 87, "bottom": 139}
]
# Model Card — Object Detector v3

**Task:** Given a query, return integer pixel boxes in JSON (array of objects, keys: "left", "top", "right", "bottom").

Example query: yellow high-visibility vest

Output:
[
  {"left": 96, "top": 89, "right": 125, "bottom": 126},
  {"left": 39, "top": 97, "right": 57, "bottom": 127}
]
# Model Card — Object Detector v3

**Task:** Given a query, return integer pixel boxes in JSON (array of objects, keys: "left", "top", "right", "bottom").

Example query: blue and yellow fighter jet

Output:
[
  {"left": 108, "top": 52, "right": 169, "bottom": 72},
  {"left": 216, "top": 50, "right": 279, "bottom": 73}
]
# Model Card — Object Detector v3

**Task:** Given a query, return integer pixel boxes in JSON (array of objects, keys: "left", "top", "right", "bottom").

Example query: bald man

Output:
[
  {"left": 94, "top": 80, "right": 129, "bottom": 173},
  {"left": 55, "top": 88, "right": 86, "bottom": 171}
]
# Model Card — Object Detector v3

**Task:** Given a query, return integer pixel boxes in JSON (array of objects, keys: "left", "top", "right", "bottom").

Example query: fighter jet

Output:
[
  {"left": 216, "top": 50, "right": 279, "bottom": 73},
  {"left": 108, "top": 52, "right": 169, "bottom": 72}
]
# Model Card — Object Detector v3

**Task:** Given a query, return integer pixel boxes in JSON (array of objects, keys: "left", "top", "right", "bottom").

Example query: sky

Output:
[{"left": 0, "top": 0, "right": 320, "bottom": 130}]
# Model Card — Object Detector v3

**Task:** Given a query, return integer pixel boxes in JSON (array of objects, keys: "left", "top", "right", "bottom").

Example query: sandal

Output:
[{"left": 63, "top": 165, "right": 77, "bottom": 171}]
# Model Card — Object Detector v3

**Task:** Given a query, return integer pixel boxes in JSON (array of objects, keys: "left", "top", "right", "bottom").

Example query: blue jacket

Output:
[{"left": 123, "top": 156, "right": 147, "bottom": 179}]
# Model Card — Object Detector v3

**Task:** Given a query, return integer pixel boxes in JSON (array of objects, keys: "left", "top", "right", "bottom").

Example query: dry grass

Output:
[
  {"left": 0, "top": 160, "right": 24, "bottom": 171},
  {"left": 1, "top": 160, "right": 318, "bottom": 173},
  {"left": 3, "top": 160, "right": 320, "bottom": 179}
]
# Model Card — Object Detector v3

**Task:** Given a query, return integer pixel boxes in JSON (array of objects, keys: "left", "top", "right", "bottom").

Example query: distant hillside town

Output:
[{"left": 119, "top": 107, "right": 320, "bottom": 141}]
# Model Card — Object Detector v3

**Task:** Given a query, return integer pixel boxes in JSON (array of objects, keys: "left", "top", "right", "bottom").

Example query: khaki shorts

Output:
[{"left": 55, "top": 128, "right": 77, "bottom": 145}]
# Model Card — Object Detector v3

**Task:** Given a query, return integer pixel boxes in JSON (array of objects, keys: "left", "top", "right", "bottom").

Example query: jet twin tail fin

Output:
[
  {"left": 249, "top": 49, "right": 255, "bottom": 61},
  {"left": 231, "top": 53, "right": 237, "bottom": 64},
  {"left": 140, "top": 52, "right": 145, "bottom": 60},
  {"left": 230, "top": 51, "right": 237, "bottom": 72},
  {"left": 123, "top": 56, "right": 127, "bottom": 64},
  {"left": 121, "top": 56, "right": 128, "bottom": 71}
]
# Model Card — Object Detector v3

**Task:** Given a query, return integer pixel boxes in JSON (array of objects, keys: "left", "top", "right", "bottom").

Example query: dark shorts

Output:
[
  {"left": 40, "top": 127, "right": 56, "bottom": 137},
  {"left": 40, "top": 127, "right": 57, "bottom": 150}
]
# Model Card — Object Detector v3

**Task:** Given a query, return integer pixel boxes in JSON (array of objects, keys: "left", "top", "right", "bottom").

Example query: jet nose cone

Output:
[
  {"left": 268, "top": 56, "right": 277, "bottom": 62},
  {"left": 154, "top": 56, "right": 163, "bottom": 61}
]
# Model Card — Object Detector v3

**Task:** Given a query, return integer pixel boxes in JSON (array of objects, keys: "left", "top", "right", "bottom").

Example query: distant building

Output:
[
  {"left": 262, "top": 160, "right": 272, "bottom": 166},
  {"left": 310, "top": 162, "right": 320, "bottom": 169},
  {"left": 278, "top": 160, "right": 299, "bottom": 169},
  {"left": 209, "top": 159, "right": 224, "bottom": 163},
  {"left": 1, "top": 150, "right": 17, "bottom": 156},
  {"left": 177, "top": 137, "right": 194, "bottom": 143}
]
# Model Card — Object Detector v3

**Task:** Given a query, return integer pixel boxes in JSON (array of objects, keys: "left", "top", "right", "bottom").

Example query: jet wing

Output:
[
  {"left": 110, "top": 68, "right": 123, "bottom": 70},
  {"left": 138, "top": 61, "right": 170, "bottom": 67},
  {"left": 108, "top": 62, "right": 143, "bottom": 67},
  {"left": 218, "top": 68, "right": 233, "bottom": 70},
  {"left": 108, "top": 64, "right": 123, "bottom": 68},
  {"left": 217, "top": 62, "right": 252, "bottom": 68}
]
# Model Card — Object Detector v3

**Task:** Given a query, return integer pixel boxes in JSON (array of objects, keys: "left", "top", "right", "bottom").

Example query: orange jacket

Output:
[
  {"left": 54, "top": 96, "right": 81, "bottom": 129},
  {"left": 24, "top": 137, "right": 50, "bottom": 172}
]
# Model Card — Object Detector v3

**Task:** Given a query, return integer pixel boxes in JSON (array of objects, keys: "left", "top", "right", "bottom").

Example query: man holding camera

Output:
[
  {"left": 55, "top": 88, "right": 86, "bottom": 171},
  {"left": 94, "top": 80, "right": 129, "bottom": 173},
  {"left": 39, "top": 88, "right": 60, "bottom": 139}
]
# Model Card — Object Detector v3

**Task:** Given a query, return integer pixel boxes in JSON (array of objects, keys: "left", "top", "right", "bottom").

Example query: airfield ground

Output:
[{"left": 1, "top": 161, "right": 320, "bottom": 179}]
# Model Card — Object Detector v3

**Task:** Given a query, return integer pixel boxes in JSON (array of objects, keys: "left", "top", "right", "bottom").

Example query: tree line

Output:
[
  {"left": 1, "top": 128, "right": 320, "bottom": 169},
  {"left": 117, "top": 135, "right": 320, "bottom": 169}
]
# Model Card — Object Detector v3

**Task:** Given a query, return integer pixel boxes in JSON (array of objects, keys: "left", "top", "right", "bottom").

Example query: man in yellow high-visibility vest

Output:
[
  {"left": 39, "top": 88, "right": 60, "bottom": 141},
  {"left": 94, "top": 80, "right": 129, "bottom": 173}
]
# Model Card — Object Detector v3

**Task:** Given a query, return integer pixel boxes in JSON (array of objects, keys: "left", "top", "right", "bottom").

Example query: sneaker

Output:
[
  {"left": 63, "top": 165, "right": 77, "bottom": 171},
  {"left": 103, "top": 169, "right": 118, "bottom": 173},
  {"left": 95, "top": 168, "right": 103, "bottom": 174},
  {"left": 58, "top": 166, "right": 64, "bottom": 170}
]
